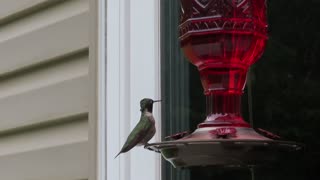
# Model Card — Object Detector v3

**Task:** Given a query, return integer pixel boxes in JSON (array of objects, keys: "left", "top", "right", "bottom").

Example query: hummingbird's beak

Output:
[{"left": 153, "top": 100, "right": 162, "bottom": 103}]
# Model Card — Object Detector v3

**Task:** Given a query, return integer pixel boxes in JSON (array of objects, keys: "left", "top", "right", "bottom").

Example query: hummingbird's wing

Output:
[{"left": 115, "top": 115, "right": 153, "bottom": 158}]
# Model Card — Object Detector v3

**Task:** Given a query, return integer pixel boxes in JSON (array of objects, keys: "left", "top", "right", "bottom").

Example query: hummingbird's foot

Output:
[
  {"left": 145, "top": 147, "right": 160, "bottom": 153},
  {"left": 144, "top": 143, "right": 150, "bottom": 149},
  {"left": 144, "top": 144, "right": 159, "bottom": 152}
]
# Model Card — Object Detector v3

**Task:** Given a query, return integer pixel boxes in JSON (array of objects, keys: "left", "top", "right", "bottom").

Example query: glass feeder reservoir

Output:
[{"left": 146, "top": 0, "right": 303, "bottom": 168}]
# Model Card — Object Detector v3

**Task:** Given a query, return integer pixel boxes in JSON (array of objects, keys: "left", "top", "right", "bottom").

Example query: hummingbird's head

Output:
[{"left": 140, "top": 98, "right": 161, "bottom": 112}]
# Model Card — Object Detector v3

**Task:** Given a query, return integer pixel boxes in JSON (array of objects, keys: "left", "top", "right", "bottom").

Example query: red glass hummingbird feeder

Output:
[{"left": 146, "top": 0, "right": 303, "bottom": 168}]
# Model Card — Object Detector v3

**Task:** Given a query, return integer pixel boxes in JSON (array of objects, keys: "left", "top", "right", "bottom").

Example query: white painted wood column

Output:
[{"left": 90, "top": 0, "right": 161, "bottom": 180}]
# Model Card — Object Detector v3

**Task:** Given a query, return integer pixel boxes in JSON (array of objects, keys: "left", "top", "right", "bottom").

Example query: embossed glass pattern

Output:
[{"left": 180, "top": 0, "right": 267, "bottom": 127}]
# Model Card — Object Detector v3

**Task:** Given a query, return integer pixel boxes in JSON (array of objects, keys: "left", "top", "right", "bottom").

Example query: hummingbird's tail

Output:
[{"left": 114, "top": 152, "right": 122, "bottom": 159}]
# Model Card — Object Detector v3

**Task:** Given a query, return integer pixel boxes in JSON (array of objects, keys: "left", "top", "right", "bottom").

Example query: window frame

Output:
[{"left": 89, "top": 0, "right": 161, "bottom": 180}]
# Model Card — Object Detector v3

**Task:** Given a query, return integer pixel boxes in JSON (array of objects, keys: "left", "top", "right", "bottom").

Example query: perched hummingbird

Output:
[{"left": 115, "top": 98, "right": 161, "bottom": 158}]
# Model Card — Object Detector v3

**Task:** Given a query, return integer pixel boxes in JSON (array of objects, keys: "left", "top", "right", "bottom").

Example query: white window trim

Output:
[{"left": 89, "top": 0, "right": 161, "bottom": 180}]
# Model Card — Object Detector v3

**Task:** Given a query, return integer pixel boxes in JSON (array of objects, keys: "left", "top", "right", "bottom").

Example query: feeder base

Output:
[{"left": 145, "top": 127, "right": 304, "bottom": 168}]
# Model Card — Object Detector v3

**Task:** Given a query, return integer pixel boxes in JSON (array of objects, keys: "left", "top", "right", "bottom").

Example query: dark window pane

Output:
[{"left": 161, "top": 0, "right": 320, "bottom": 179}]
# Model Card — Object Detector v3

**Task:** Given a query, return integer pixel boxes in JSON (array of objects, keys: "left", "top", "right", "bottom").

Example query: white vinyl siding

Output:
[{"left": 0, "top": 0, "right": 89, "bottom": 180}]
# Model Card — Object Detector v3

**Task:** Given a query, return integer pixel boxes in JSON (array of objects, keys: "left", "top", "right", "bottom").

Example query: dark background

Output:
[{"left": 161, "top": 0, "right": 320, "bottom": 179}]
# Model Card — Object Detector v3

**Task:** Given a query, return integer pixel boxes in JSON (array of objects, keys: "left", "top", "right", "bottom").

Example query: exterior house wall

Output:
[{"left": 0, "top": 0, "right": 89, "bottom": 179}]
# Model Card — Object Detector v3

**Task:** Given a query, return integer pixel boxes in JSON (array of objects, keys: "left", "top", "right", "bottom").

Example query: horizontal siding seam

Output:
[
  {"left": 0, "top": 48, "right": 88, "bottom": 78},
  {"left": 0, "top": 0, "right": 65, "bottom": 27},
  {"left": 0, "top": 140, "right": 88, "bottom": 158},
  {"left": 0, "top": 112, "right": 88, "bottom": 137}
]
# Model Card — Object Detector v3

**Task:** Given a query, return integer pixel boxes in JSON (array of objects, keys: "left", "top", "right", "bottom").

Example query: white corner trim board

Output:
[{"left": 90, "top": 0, "right": 161, "bottom": 180}]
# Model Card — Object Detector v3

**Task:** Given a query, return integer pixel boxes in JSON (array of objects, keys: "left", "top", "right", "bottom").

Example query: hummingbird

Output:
[{"left": 115, "top": 98, "right": 161, "bottom": 158}]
